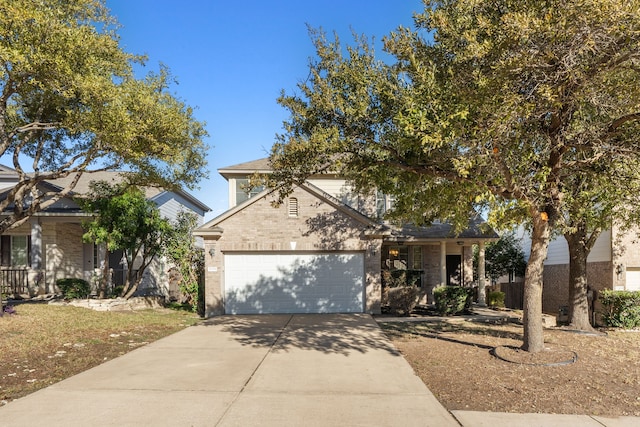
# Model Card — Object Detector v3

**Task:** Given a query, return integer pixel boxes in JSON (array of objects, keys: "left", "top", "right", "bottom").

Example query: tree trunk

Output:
[
  {"left": 99, "top": 247, "right": 110, "bottom": 299},
  {"left": 522, "top": 215, "right": 552, "bottom": 353},
  {"left": 565, "top": 228, "right": 597, "bottom": 332}
]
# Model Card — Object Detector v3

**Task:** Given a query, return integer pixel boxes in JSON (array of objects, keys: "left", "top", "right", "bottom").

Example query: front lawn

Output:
[
  {"left": 381, "top": 319, "right": 640, "bottom": 416},
  {"left": 0, "top": 303, "right": 200, "bottom": 403}
]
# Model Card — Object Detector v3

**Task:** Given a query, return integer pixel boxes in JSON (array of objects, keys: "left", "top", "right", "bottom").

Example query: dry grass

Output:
[
  {"left": 0, "top": 303, "right": 200, "bottom": 403},
  {"left": 381, "top": 319, "right": 640, "bottom": 416}
]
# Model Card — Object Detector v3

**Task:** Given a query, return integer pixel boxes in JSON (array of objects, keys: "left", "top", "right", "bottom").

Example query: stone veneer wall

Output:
[{"left": 202, "top": 186, "right": 382, "bottom": 316}]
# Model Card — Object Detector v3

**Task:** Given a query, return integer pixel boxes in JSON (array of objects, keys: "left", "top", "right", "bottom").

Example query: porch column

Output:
[
  {"left": 478, "top": 241, "right": 487, "bottom": 306},
  {"left": 439, "top": 241, "right": 447, "bottom": 288},
  {"left": 30, "top": 218, "right": 42, "bottom": 270}
]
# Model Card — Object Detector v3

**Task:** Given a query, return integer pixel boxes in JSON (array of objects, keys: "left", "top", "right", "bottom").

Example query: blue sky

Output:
[{"left": 107, "top": 0, "right": 425, "bottom": 219}]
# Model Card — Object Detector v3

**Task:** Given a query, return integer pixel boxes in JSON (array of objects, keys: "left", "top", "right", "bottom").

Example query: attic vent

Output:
[{"left": 288, "top": 197, "right": 299, "bottom": 217}]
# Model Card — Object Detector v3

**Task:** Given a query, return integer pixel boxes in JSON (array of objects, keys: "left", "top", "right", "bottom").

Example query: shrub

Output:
[
  {"left": 487, "top": 291, "right": 506, "bottom": 308},
  {"left": 600, "top": 290, "right": 640, "bottom": 329},
  {"left": 381, "top": 270, "right": 420, "bottom": 315},
  {"left": 387, "top": 285, "right": 419, "bottom": 316},
  {"left": 434, "top": 286, "right": 472, "bottom": 316},
  {"left": 56, "top": 278, "right": 91, "bottom": 299}
]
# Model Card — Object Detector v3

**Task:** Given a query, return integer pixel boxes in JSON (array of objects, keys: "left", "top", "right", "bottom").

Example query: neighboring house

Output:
[
  {"left": 519, "top": 225, "right": 638, "bottom": 321},
  {"left": 194, "top": 158, "right": 498, "bottom": 316},
  {"left": 0, "top": 165, "right": 211, "bottom": 299}
]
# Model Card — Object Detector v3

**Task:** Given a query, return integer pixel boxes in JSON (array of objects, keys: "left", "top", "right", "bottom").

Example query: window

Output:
[
  {"left": 382, "top": 245, "right": 423, "bottom": 287},
  {"left": 386, "top": 246, "right": 408, "bottom": 270},
  {"left": 412, "top": 246, "right": 423, "bottom": 270},
  {"left": 235, "top": 178, "right": 264, "bottom": 205},
  {"left": 288, "top": 197, "right": 299, "bottom": 217},
  {"left": 376, "top": 191, "right": 396, "bottom": 219},
  {"left": 1, "top": 235, "right": 31, "bottom": 267}
]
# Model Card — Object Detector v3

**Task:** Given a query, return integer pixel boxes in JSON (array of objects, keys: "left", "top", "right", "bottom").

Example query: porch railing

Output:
[{"left": 0, "top": 268, "right": 29, "bottom": 295}]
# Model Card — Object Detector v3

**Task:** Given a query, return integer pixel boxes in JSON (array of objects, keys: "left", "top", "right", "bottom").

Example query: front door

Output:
[{"left": 446, "top": 255, "right": 462, "bottom": 286}]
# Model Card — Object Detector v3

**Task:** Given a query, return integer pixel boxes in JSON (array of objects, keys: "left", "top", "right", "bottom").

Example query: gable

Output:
[{"left": 203, "top": 185, "right": 376, "bottom": 252}]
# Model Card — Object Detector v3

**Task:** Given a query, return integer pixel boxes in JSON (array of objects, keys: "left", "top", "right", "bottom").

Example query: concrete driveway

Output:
[{"left": 0, "top": 314, "right": 457, "bottom": 426}]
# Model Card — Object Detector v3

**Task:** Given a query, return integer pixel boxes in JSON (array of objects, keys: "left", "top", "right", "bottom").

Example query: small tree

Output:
[
  {"left": 80, "top": 182, "right": 171, "bottom": 299},
  {"left": 475, "top": 232, "right": 527, "bottom": 284},
  {"left": 164, "top": 212, "right": 204, "bottom": 312}
]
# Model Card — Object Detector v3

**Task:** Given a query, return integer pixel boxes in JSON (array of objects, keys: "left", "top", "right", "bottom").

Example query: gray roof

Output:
[
  {"left": 387, "top": 215, "right": 499, "bottom": 242},
  {"left": 0, "top": 169, "right": 211, "bottom": 213},
  {"left": 218, "top": 158, "right": 272, "bottom": 177},
  {"left": 48, "top": 171, "right": 210, "bottom": 212}
]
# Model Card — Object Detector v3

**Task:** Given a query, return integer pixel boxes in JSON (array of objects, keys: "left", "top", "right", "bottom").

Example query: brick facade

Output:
[
  {"left": 543, "top": 261, "right": 613, "bottom": 321},
  {"left": 201, "top": 186, "right": 383, "bottom": 316}
]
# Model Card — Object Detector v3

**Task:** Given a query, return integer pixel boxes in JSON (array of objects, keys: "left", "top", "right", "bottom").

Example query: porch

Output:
[
  {"left": 0, "top": 268, "right": 29, "bottom": 296},
  {"left": 380, "top": 240, "right": 490, "bottom": 305}
]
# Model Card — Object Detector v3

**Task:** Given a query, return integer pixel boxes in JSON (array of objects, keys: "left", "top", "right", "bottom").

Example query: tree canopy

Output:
[
  {"left": 80, "top": 181, "right": 172, "bottom": 299},
  {"left": 270, "top": 0, "right": 640, "bottom": 352},
  {"left": 476, "top": 232, "right": 527, "bottom": 284},
  {"left": 0, "top": 0, "right": 208, "bottom": 232}
]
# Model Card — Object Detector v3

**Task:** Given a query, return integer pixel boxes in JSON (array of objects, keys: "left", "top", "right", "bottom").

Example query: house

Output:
[
  {"left": 519, "top": 224, "right": 638, "bottom": 321},
  {"left": 0, "top": 165, "right": 211, "bottom": 300},
  {"left": 194, "top": 158, "right": 499, "bottom": 316}
]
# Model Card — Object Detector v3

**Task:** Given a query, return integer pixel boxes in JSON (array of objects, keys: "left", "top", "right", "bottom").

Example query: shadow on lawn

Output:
[{"left": 380, "top": 321, "right": 524, "bottom": 350}]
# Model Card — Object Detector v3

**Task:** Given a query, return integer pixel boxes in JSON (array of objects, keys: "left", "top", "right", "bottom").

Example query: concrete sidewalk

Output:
[{"left": 1, "top": 313, "right": 638, "bottom": 426}]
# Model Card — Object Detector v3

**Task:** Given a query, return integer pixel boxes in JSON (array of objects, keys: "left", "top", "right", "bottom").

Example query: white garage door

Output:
[{"left": 224, "top": 252, "right": 364, "bottom": 314}]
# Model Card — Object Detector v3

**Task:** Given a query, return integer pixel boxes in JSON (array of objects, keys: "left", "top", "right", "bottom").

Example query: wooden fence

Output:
[{"left": 499, "top": 281, "right": 524, "bottom": 309}]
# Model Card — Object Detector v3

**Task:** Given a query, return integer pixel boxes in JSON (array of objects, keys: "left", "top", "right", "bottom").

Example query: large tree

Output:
[
  {"left": 563, "top": 160, "right": 640, "bottom": 331},
  {"left": 0, "top": 0, "right": 208, "bottom": 232},
  {"left": 270, "top": 1, "right": 640, "bottom": 352}
]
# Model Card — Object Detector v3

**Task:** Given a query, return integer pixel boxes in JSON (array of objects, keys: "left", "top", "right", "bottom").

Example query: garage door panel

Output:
[{"left": 225, "top": 253, "right": 364, "bottom": 314}]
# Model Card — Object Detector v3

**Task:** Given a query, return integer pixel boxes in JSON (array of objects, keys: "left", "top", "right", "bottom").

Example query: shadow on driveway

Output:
[{"left": 203, "top": 313, "right": 401, "bottom": 356}]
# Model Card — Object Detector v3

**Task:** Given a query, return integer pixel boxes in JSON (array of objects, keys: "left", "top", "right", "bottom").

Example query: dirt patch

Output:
[{"left": 381, "top": 319, "right": 640, "bottom": 416}]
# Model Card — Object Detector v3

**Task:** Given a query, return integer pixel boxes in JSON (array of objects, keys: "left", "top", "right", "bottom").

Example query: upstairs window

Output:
[
  {"left": 376, "top": 191, "right": 396, "bottom": 219},
  {"left": 235, "top": 178, "right": 264, "bottom": 205}
]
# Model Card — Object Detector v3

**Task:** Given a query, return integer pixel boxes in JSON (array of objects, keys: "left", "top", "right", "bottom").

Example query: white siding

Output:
[
  {"left": 518, "top": 227, "right": 612, "bottom": 265},
  {"left": 153, "top": 192, "right": 205, "bottom": 225},
  {"left": 306, "top": 178, "right": 359, "bottom": 209}
]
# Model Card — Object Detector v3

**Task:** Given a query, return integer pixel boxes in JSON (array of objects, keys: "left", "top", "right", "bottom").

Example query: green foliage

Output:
[
  {"left": 382, "top": 269, "right": 421, "bottom": 288},
  {"left": 434, "top": 286, "right": 472, "bottom": 316},
  {"left": 600, "top": 290, "right": 640, "bottom": 329},
  {"left": 475, "top": 233, "right": 527, "bottom": 282},
  {"left": 0, "top": 0, "right": 208, "bottom": 233},
  {"left": 56, "top": 278, "right": 91, "bottom": 300},
  {"left": 80, "top": 182, "right": 172, "bottom": 299},
  {"left": 487, "top": 291, "right": 506, "bottom": 309},
  {"left": 163, "top": 212, "right": 205, "bottom": 312},
  {"left": 271, "top": 0, "right": 640, "bottom": 351}
]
